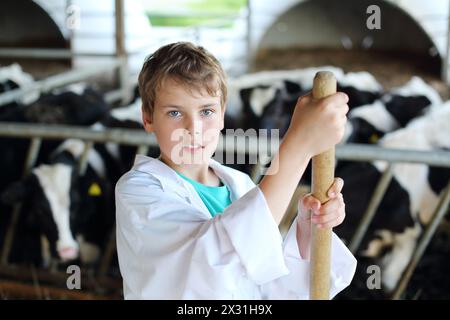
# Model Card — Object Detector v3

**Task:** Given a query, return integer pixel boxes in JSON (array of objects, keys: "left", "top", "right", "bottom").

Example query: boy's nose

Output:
[{"left": 185, "top": 119, "right": 202, "bottom": 137}]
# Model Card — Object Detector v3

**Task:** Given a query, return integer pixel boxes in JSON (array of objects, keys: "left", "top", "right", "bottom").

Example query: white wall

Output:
[
  {"left": 32, "top": 0, "right": 249, "bottom": 77},
  {"left": 33, "top": 0, "right": 154, "bottom": 75}
]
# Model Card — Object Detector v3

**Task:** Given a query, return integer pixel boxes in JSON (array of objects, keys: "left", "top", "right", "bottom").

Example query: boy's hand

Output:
[
  {"left": 287, "top": 92, "right": 349, "bottom": 158},
  {"left": 297, "top": 178, "right": 346, "bottom": 229}
]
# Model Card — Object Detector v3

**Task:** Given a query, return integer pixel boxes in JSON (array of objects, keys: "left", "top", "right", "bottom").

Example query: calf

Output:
[
  {"left": 337, "top": 71, "right": 382, "bottom": 110},
  {"left": 0, "top": 63, "right": 39, "bottom": 106},
  {"left": 336, "top": 102, "right": 450, "bottom": 295},
  {"left": 0, "top": 99, "right": 149, "bottom": 267},
  {"left": 1, "top": 138, "right": 113, "bottom": 266},
  {"left": 344, "top": 76, "right": 441, "bottom": 145}
]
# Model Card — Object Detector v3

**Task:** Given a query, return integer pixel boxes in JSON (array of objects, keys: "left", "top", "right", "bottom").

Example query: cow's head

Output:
[
  {"left": 384, "top": 95, "right": 431, "bottom": 127},
  {"left": 345, "top": 117, "right": 385, "bottom": 144},
  {"left": 344, "top": 101, "right": 400, "bottom": 144},
  {"left": 337, "top": 84, "right": 381, "bottom": 110},
  {"left": 240, "top": 82, "right": 304, "bottom": 138},
  {"left": 1, "top": 163, "right": 81, "bottom": 262},
  {"left": 24, "top": 88, "right": 109, "bottom": 126}
]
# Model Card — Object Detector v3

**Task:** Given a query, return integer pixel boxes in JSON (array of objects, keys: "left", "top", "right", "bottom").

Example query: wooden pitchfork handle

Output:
[{"left": 309, "top": 71, "right": 337, "bottom": 300}]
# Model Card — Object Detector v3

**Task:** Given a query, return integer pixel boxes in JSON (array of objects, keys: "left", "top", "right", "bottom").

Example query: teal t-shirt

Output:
[{"left": 176, "top": 172, "right": 232, "bottom": 217}]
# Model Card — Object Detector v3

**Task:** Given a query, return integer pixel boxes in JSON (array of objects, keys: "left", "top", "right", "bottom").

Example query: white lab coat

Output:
[{"left": 115, "top": 155, "right": 357, "bottom": 300}]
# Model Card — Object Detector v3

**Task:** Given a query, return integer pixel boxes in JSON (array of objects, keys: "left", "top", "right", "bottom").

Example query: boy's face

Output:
[{"left": 142, "top": 77, "right": 225, "bottom": 167}]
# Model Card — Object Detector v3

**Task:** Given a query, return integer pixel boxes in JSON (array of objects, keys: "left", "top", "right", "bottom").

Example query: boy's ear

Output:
[{"left": 141, "top": 105, "right": 154, "bottom": 133}]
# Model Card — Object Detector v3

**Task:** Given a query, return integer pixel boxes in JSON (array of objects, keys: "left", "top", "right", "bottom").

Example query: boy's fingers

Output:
[
  {"left": 338, "top": 92, "right": 350, "bottom": 103},
  {"left": 321, "top": 92, "right": 349, "bottom": 108},
  {"left": 301, "top": 194, "right": 321, "bottom": 213},
  {"left": 328, "top": 177, "right": 344, "bottom": 198},
  {"left": 315, "top": 195, "right": 342, "bottom": 216},
  {"left": 298, "top": 92, "right": 313, "bottom": 105},
  {"left": 312, "top": 212, "right": 340, "bottom": 225},
  {"left": 317, "top": 220, "right": 341, "bottom": 229},
  {"left": 313, "top": 206, "right": 346, "bottom": 226}
]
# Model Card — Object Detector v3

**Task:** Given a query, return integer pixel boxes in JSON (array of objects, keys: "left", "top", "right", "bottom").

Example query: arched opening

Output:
[
  {"left": 0, "top": 0, "right": 71, "bottom": 78},
  {"left": 252, "top": 0, "right": 442, "bottom": 91}
]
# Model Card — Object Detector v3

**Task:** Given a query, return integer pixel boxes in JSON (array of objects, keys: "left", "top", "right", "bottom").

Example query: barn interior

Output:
[{"left": 0, "top": 0, "right": 449, "bottom": 301}]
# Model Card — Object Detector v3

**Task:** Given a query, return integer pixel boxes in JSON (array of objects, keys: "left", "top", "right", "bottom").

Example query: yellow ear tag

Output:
[
  {"left": 88, "top": 182, "right": 102, "bottom": 196},
  {"left": 369, "top": 133, "right": 379, "bottom": 144}
]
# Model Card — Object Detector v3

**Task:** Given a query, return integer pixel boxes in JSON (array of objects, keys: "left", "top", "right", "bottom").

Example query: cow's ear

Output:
[{"left": 1, "top": 179, "right": 30, "bottom": 205}]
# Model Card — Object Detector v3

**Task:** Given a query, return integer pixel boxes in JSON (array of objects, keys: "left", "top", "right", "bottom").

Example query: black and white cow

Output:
[
  {"left": 0, "top": 85, "right": 113, "bottom": 250},
  {"left": 1, "top": 137, "right": 115, "bottom": 266},
  {"left": 226, "top": 66, "right": 345, "bottom": 128},
  {"left": 343, "top": 76, "right": 442, "bottom": 145},
  {"left": 336, "top": 71, "right": 383, "bottom": 110},
  {"left": 0, "top": 98, "right": 148, "bottom": 267},
  {"left": 0, "top": 64, "right": 41, "bottom": 250},
  {"left": 335, "top": 101, "right": 450, "bottom": 295},
  {"left": 226, "top": 69, "right": 385, "bottom": 179},
  {"left": 0, "top": 63, "right": 40, "bottom": 107},
  {"left": 0, "top": 83, "right": 111, "bottom": 186}
]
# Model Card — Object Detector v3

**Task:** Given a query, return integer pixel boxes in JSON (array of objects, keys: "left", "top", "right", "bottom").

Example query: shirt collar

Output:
[{"left": 131, "top": 154, "right": 239, "bottom": 201}]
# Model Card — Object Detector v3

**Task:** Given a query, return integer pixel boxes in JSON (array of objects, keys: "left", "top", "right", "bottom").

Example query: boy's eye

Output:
[
  {"left": 201, "top": 109, "right": 214, "bottom": 116},
  {"left": 167, "top": 110, "right": 181, "bottom": 118}
]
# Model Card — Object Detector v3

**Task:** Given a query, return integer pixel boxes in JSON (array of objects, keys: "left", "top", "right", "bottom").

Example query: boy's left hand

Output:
[{"left": 297, "top": 177, "right": 346, "bottom": 229}]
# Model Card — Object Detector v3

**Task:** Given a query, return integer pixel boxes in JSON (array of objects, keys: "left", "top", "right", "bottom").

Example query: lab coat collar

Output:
[{"left": 132, "top": 155, "right": 240, "bottom": 217}]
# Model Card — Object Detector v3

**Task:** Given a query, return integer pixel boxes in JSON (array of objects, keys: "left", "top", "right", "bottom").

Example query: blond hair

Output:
[{"left": 138, "top": 42, "right": 227, "bottom": 116}]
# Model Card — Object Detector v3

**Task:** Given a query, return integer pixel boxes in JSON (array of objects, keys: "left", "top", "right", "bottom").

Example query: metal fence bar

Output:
[
  {"left": 23, "top": 138, "right": 42, "bottom": 176},
  {"left": 104, "top": 89, "right": 127, "bottom": 104},
  {"left": 0, "top": 61, "right": 121, "bottom": 107},
  {"left": 0, "top": 122, "right": 157, "bottom": 146},
  {"left": 391, "top": 182, "right": 450, "bottom": 300},
  {"left": 0, "top": 48, "right": 122, "bottom": 59},
  {"left": 1, "top": 124, "right": 450, "bottom": 167},
  {"left": 0, "top": 47, "right": 155, "bottom": 59},
  {"left": 349, "top": 165, "right": 394, "bottom": 254},
  {"left": 98, "top": 223, "right": 117, "bottom": 278},
  {"left": 335, "top": 143, "right": 450, "bottom": 167},
  {"left": 78, "top": 141, "right": 94, "bottom": 176},
  {"left": 136, "top": 145, "right": 149, "bottom": 155}
]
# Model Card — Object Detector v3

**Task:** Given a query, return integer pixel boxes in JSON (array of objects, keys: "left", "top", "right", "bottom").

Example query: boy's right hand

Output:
[{"left": 286, "top": 92, "right": 349, "bottom": 158}]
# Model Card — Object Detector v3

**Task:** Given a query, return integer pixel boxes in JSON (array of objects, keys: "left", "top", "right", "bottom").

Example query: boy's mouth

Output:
[{"left": 182, "top": 144, "right": 205, "bottom": 153}]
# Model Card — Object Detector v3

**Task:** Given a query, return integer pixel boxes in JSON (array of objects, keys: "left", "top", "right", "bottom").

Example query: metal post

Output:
[
  {"left": 115, "top": 0, "right": 130, "bottom": 104},
  {"left": 136, "top": 145, "right": 149, "bottom": 156},
  {"left": 97, "top": 224, "right": 117, "bottom": 278},
  {"left": 78, "top": 141, "right": 93, "bottom": 176},
  {"left": 391, "top": 182, "right": 450, "bottom": 300},
  {"left": 442, "top": 0, "right": 450, "bottom": 83},
  {"left": 349, "top": 164, "right": 394, "bottom": 253},
  {"left": 245, "top": 0, "right": 252, "bottom": 73},
  {"left": 1, "top": 138, "right": 42, "bottom": 265}
]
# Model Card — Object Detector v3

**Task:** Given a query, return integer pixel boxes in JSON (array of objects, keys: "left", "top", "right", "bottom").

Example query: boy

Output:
[{"left": 115, "top": 42, "right": 356, "bottom": 299}]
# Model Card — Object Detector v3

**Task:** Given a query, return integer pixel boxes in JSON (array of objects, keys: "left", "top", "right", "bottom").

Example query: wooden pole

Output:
[
  {"left": 309, "top": 71, "right": 336, "bottom": 300},
  {"left": 115, "top": 0, "right": 130, "bottom": 104}
]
